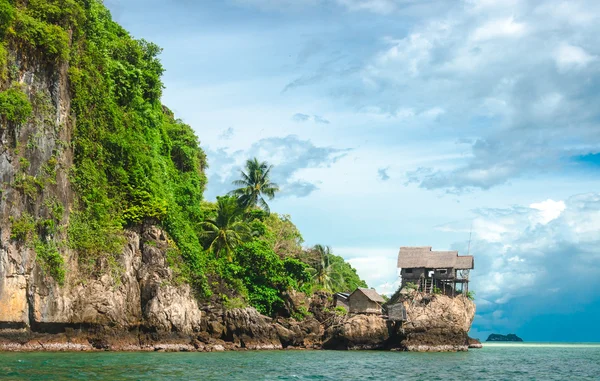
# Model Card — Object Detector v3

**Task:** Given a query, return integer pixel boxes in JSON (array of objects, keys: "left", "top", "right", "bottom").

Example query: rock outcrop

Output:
[
  {"left": 397, "top": 293, "right": 476, "bottom": 351},
  {"left": 323, "top": 314, "right": 390, "bottom": 350}
]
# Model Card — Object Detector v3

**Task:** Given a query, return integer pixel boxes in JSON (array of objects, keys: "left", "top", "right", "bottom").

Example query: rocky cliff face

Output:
[
  {"left": 0, "top": 50, "right": 73, "bottom": 328},
  {"left": 398, "top": 292, "right": 476, "bottom": 351}
]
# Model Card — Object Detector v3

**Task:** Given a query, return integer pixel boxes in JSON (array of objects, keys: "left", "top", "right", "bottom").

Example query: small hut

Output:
[
  {"left": 333, "top": 292, "right": 350, "bottom": 311},
  {"left": 348, "top": 288, "right": 385, "bottom": 314}
]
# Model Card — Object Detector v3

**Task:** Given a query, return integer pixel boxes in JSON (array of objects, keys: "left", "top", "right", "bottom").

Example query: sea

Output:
[{"left": 1, "top": 343, "right": 599, "bottom": 380}]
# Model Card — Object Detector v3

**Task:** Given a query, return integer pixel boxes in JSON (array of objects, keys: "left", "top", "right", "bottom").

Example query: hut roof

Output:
[
  {"left": 352, "top": 288, "right": 385, "bottom": 303},
  {"left": 397, "top": 246, "right": 474, "bottom": 269}
]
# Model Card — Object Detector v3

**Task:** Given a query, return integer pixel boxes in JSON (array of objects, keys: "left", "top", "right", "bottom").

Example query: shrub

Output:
[
  {"left": 10, "top": 213, "right": 35, "bottom": 242},
  {"left": 334, "top": 306, "right": 347, "bottom": 316},
  {"left": 13, "top": 173, "right": 44, "bottom": 198},
  {"left": 223, "top": 296, "right": 247, "bottom": 310},
  {"left": 466, "top": 290, "right": 475, "bottom": 301},
  {"left": 33, "top": 238, "right": 65, "bottom": 285},
  {"left": 0, "top": 0, "right": 15, "bottom": 37},
  {"left": 10, "top": 10, "right": 70, "bottom": 61},
  {"left": 67, "top": 212, "right": 125, "bottom": 273},
  {"left": 291, "top": 306, "right": 312, "bottom": 321},
  {"left": 0, "top": 85, "right": 32, "bottom": 124}
]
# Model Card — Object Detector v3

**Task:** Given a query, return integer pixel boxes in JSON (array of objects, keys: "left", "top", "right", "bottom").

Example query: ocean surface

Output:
[{"left": 1, "top": 343, "right": 599, "bottom": 380}]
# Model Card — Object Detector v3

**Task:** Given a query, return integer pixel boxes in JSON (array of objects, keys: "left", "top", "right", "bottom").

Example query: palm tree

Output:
[
  {"left": 309, "top": 244, "right": 344, "bottom": 292},
  {"left": 201, "top": 197, "right": 251, "bottom": 260},
  {"left": 229, "top": 158, "right": 279, "bottom": 214}
]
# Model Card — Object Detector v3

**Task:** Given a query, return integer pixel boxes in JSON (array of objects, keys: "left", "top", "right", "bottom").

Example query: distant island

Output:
[{"left": 486, "top": 334, "right": 523, "bottom": 342}]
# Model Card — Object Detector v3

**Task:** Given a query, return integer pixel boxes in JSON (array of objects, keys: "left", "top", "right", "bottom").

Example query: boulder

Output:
[{"left": 323, "top": 314, "right": 389, "bottom": 350}]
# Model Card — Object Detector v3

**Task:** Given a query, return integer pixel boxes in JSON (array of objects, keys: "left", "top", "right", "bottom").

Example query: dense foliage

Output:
[
  {"left": 0, "top": 84, "right": 32, "bottom": 124},
  {"left": 0, "top": 0, "right": 368, "bottom": 315}
]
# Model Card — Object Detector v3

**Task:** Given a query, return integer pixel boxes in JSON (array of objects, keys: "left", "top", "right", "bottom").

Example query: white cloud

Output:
[
  {"left": 529, "top": 199, "right": 565, "bottom": 224},
  {"left": 471, "top": 17, "right": 527, "bottom": 41},
  {"left": 335, "top": 247, "right": 399, "bottom": 292},
  {"left": 554, "top": 43, "right": 596, "bottom": 71}
]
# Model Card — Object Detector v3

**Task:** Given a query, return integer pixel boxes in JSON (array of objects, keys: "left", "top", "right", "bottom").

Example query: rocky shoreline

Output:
[
  {"left": 0, "top": 296, "right": 477, "bottom": 353},
  {"left": 1, "top": 226, "right": 477, "bottom": 353}
]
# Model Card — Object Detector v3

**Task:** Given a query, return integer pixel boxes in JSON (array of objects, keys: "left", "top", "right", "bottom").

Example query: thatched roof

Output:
[
  {"left": 352, "top": 288, "right": 385, "bottom": 303},
  {"left": 397, "top": 246, "right": 474, "bottom": 269}
]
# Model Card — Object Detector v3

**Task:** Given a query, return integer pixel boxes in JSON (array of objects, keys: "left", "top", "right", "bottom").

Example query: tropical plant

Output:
[
  {"left": 229, "top": 158, "right": 279, "bottom": 214},
  {"left": 308, "top": 244, "right": 342, "bottom": 292},
  {"left": 201, "top": 196, "right": 251, "bottom": 260}
]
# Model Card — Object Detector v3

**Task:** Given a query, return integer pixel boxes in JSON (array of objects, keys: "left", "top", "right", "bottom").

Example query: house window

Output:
[
  {"left": 405, "top": 269, "right": 413, "bottom": 274},
  {"left": 439, "top": 269, "right": 447, "bottom": 274}
]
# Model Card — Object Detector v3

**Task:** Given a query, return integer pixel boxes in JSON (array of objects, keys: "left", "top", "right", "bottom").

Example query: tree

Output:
[
  {"left": 302, "top": 244, "right": 368, "bottom": 293},
  {"left": 229, "top": 158, "right": 279, "bottom": 214},
  {"left": 309, "top": 244, "right": 343, "bottom": 292},
  {"left": 200, "top": 196, "right": 251, "bottom": 260},
  {"left": 234, "top": 240, "right": 289, "bottom": 315}
]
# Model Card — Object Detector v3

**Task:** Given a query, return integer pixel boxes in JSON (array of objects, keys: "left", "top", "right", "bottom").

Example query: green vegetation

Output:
[
  {"left": 201, "top": 196, "right": 251, "bottom": 260},
  {"left": 334, "top": 306, "right": 347, "bottom": 316},
  {"left": 10, "top": 212, "right": 65, "bottom": 284},
  {"left": 2, "top": 0, "right": 367, "bottom": 317},
  {"left": 291, "top": 305, "right": 312, "bottom": 321},
  {"left": 33, "top": 237, "right": 65, "bottom": 285},
  {"left": 299, "top": 244, "right": 367, "bottom": 293},
  {"left": 9, "top": 213, "right": 35, "bottom": 242},
  {"left": 0, "top": 84, "right": 32, "bottom": 124},
  {"left": 466, "top": 290, "right": 475, "bottom": 300},
  {"left": 201, "top": 162, "right": 366, "bottom": 316}
]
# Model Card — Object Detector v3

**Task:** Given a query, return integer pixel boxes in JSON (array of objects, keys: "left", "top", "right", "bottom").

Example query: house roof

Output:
[
  {"left": 397, "top": 246, "right": 474, "bottom": 269},
  {"left": 351, "top": 288, "right": 386, "bottom": 303},
  {"left": 335, "top": 292, "right": 350, "bottom": 299}
]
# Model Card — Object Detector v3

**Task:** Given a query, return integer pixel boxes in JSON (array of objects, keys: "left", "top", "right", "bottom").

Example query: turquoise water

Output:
[{"left": 1, "top": 344, "right": 599, "bottom": 380}]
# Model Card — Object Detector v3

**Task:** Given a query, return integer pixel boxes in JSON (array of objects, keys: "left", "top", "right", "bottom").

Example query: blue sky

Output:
[{"left": 105, "top": 0, "right": 600, "bottom": 342}]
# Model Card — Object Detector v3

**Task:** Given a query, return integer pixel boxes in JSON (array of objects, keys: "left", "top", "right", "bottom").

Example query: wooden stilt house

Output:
[{"left": 397, "top": 246, "right": 474, "bottom": 296}]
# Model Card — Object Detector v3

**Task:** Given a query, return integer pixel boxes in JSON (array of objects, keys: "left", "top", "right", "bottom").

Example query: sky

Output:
[{"left": 105, "top": 0, "right": 600, "bottom": 342}]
